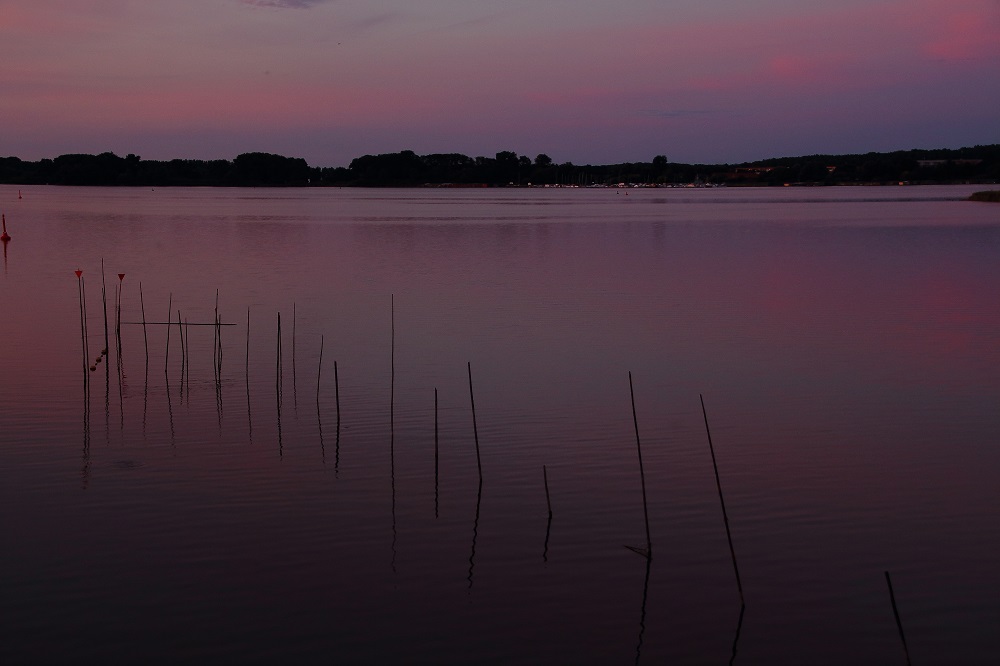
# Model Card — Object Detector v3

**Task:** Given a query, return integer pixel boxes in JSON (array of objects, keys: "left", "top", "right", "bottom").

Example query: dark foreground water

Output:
[{"left": 1, "top": 185, "right": 998, "bottom": 664}]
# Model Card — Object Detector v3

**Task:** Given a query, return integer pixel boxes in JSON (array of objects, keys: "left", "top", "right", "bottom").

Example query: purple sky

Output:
[{"left": 2, "top": 0, "right": 998, "bottom": 166}]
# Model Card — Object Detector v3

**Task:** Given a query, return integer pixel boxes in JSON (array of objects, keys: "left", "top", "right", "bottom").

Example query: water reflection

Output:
[
  {"left": 885, "top": 571, "right": 913, "bottom": 666},
  {"left": 81, "top": 374, "right": 91, "bottom": 490},
  {"left": 729, "top": 603, "right": 747, "bottom": 666},
  {"left": 634, "top": 555, "right": 652, "bottom": 665},
  {"left": 3, "top": 186, "right": 1000, "bottom": 663},
  {"left": 165, "top": 372, "right": 176, "bottom": 448}
]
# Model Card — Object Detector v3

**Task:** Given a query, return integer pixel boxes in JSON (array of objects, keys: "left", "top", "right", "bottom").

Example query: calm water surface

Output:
[{"left": 1, "top": 185, "right": 998, "bottom": 664}]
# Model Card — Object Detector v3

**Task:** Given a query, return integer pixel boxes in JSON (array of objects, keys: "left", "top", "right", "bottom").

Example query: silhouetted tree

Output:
[{"left": 233, "top": 152, "right": 312, "bottom": 185}]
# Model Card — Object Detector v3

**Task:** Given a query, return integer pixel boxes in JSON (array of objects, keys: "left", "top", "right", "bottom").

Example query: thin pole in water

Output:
[
  {"left": 245, "top": 307, "right": 252, "bottom": 444},
  {"left": 334, "top": 360, "right": 340, "bottom": 425},
  {"left": 543, "top": 464, "right": 553, "bottom": 562},
  {"left": 628, "top": 371, "right": 652, "bottom": 560},
  {"left": 76, "top": 270, "right": 88, "bottom": 382},
  {"left": 81, "top": 275, "right": 90, "bottom": 372},
  {"left": 543, "top": 465, "right": 553, "bottom": 519},
  {"left": 434, "top": 387, "right": 439, "bottom": 519},
  {"left": 215, "top": 309, "right": 222, "bottom": 381},
  {"left": 115, "top": 273, "right": 124, "bottom": 352},
  {"left": 276, "top": 311, "right": 282, "bottom": 400},
  {"left": 292, "top": 302, "right": 297, "bottom": 408},
  {"left": 468, "top": 361, "right": 482, "bottom": 483},
  {"left": 185, "top": 316, "right": 192, "bottom": 395},
  {"left": 139, "top": 281, "right": 148, "bottom": 363},
  {"left": 100, "top": 259, "right": 109, "bottom": 358},
  {"left": 164, "top": 293, "right": 172, "bottom": 375},
  {"left": 212, "top": 289, "right": 219, "bottom": 382},
  {"left": 177, "top": 310, "right": 185, "bottom": 387},
  {"left": 316, "top": 334, "right": 324, "bottom": 403},
  {"left": 885, "top": 571, "right": 913, "bottom": 666},
  {"left": 700, "top": 394, "right": 744, "bottom": 605},
  {"left": 390, "top": 295, "right": 394, "bottom": 440},
  {"left": 217, "top": 311, "right": 222, "bottom": 379}
]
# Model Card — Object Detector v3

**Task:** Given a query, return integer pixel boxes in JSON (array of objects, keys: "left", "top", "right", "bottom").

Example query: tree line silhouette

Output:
[{"left": 1, "top": 145, "right": 997, "bottom": 187}]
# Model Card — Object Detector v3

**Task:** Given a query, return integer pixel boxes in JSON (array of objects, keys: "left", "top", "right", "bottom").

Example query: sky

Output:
[{"left": 1, "top": 0, "right": 998, "bottom": 167}]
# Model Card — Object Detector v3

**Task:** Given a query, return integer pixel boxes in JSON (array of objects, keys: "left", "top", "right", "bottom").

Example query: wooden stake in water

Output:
[
  {"left": 185, "top": 316, "right": 192, "bottom": 394},
  {"left": 245, "top": 307, "right": 252, "bottom": 444},
  {"left": 543, "top": 465, "right": 553, "bottom": 562},
  {"left": 628, "top": 371, "right": 652, "bottom": 560},
  {"left": 292, "top": 302, "right": 297, "bottom": 407},
  {"left": 100, "top": 259, "right": 110, "bottom": 359},
  {"left": 212, "top": 289, "right": 222, "bottom": 383},
  {"left": 316, "top": 334, "right": 324, "bottom": 403},
  {"left": 434, "top": 387, "right": 439, "bottom": 519},
  {"left": 276, "top": 312, "right": 284, "bottom": 459},
  {"left": 216, "top": 310, "right": 222, "bottom": 381},
  {"left": 700, "top": 394, "right": 744, "bottom": 604},
  {"left": 334, "top": 360, "right": 340, "bottom": 425},
  {"left": 334, "top": 358, "right": 341, "bottom": 474},
  {"left": 543, "top": 465, "right": 553, "bottom": 518},
  {"left": 81, "top": 275, "right": 90, "bottom": 372},
  {"left": 276, "top": 311, "right": 282, "bottom": 399},
  {"left": 177, "top": 310, "right": 185, "bottom": 391},
  {"left": 468, "top": 361, "right": 482, "bottom": 482},
  {"left": 139, "top": 281, "right": 148, "bottom": 363},
  {"left": 76, "top": 270, "right": 88, "bottom": 383},
  {"left": 164, "top": 293, "right": 172, "bottom": 374},
  {"left": 390, "top": 295, "right": 394, "bottom": 439},
  {"left": 885, "top": 571, "right": 913, "bottom": 666},
  {"left": 115, "top": 273, "right": 124, "bottom": 351},
  {"left": 246, "top": 308, "right": 250, "bottom": 375}
]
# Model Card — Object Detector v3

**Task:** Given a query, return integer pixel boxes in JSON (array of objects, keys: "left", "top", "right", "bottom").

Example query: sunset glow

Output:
[{"left": 1, "top": 0, "right": 997, "bottom": 165}]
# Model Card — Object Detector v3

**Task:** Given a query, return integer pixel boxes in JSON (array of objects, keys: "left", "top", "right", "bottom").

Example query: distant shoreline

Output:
[{"left": 2, "top": 145, "right": 997, "bottom": 188}]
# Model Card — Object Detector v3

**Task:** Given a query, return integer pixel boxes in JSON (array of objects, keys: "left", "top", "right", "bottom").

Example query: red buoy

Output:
[{"left": 1, "top": 213, "right": 9, "bottom": 242}]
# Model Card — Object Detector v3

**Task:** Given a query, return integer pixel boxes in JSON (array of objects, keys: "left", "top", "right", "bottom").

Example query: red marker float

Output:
[{"left": 1, "top": 213, "right": 10, "bottom": 242}]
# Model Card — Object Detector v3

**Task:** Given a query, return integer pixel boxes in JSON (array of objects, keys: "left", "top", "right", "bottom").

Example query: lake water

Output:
[{"left": 1, "top": 184, "right": 998, "bottom": 664}]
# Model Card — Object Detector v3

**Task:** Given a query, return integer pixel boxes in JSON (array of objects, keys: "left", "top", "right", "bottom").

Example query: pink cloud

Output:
[
  {"left": 608, "top": 0, "right": 998, "bottom": 91},
  {"left": 923, "top": 5, "right": 1000, "bottom": 60}
]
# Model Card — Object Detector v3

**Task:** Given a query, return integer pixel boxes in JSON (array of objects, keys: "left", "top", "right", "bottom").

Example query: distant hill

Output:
[{"left": 2, "top": 145, "right": 998, "bottom": 187}]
